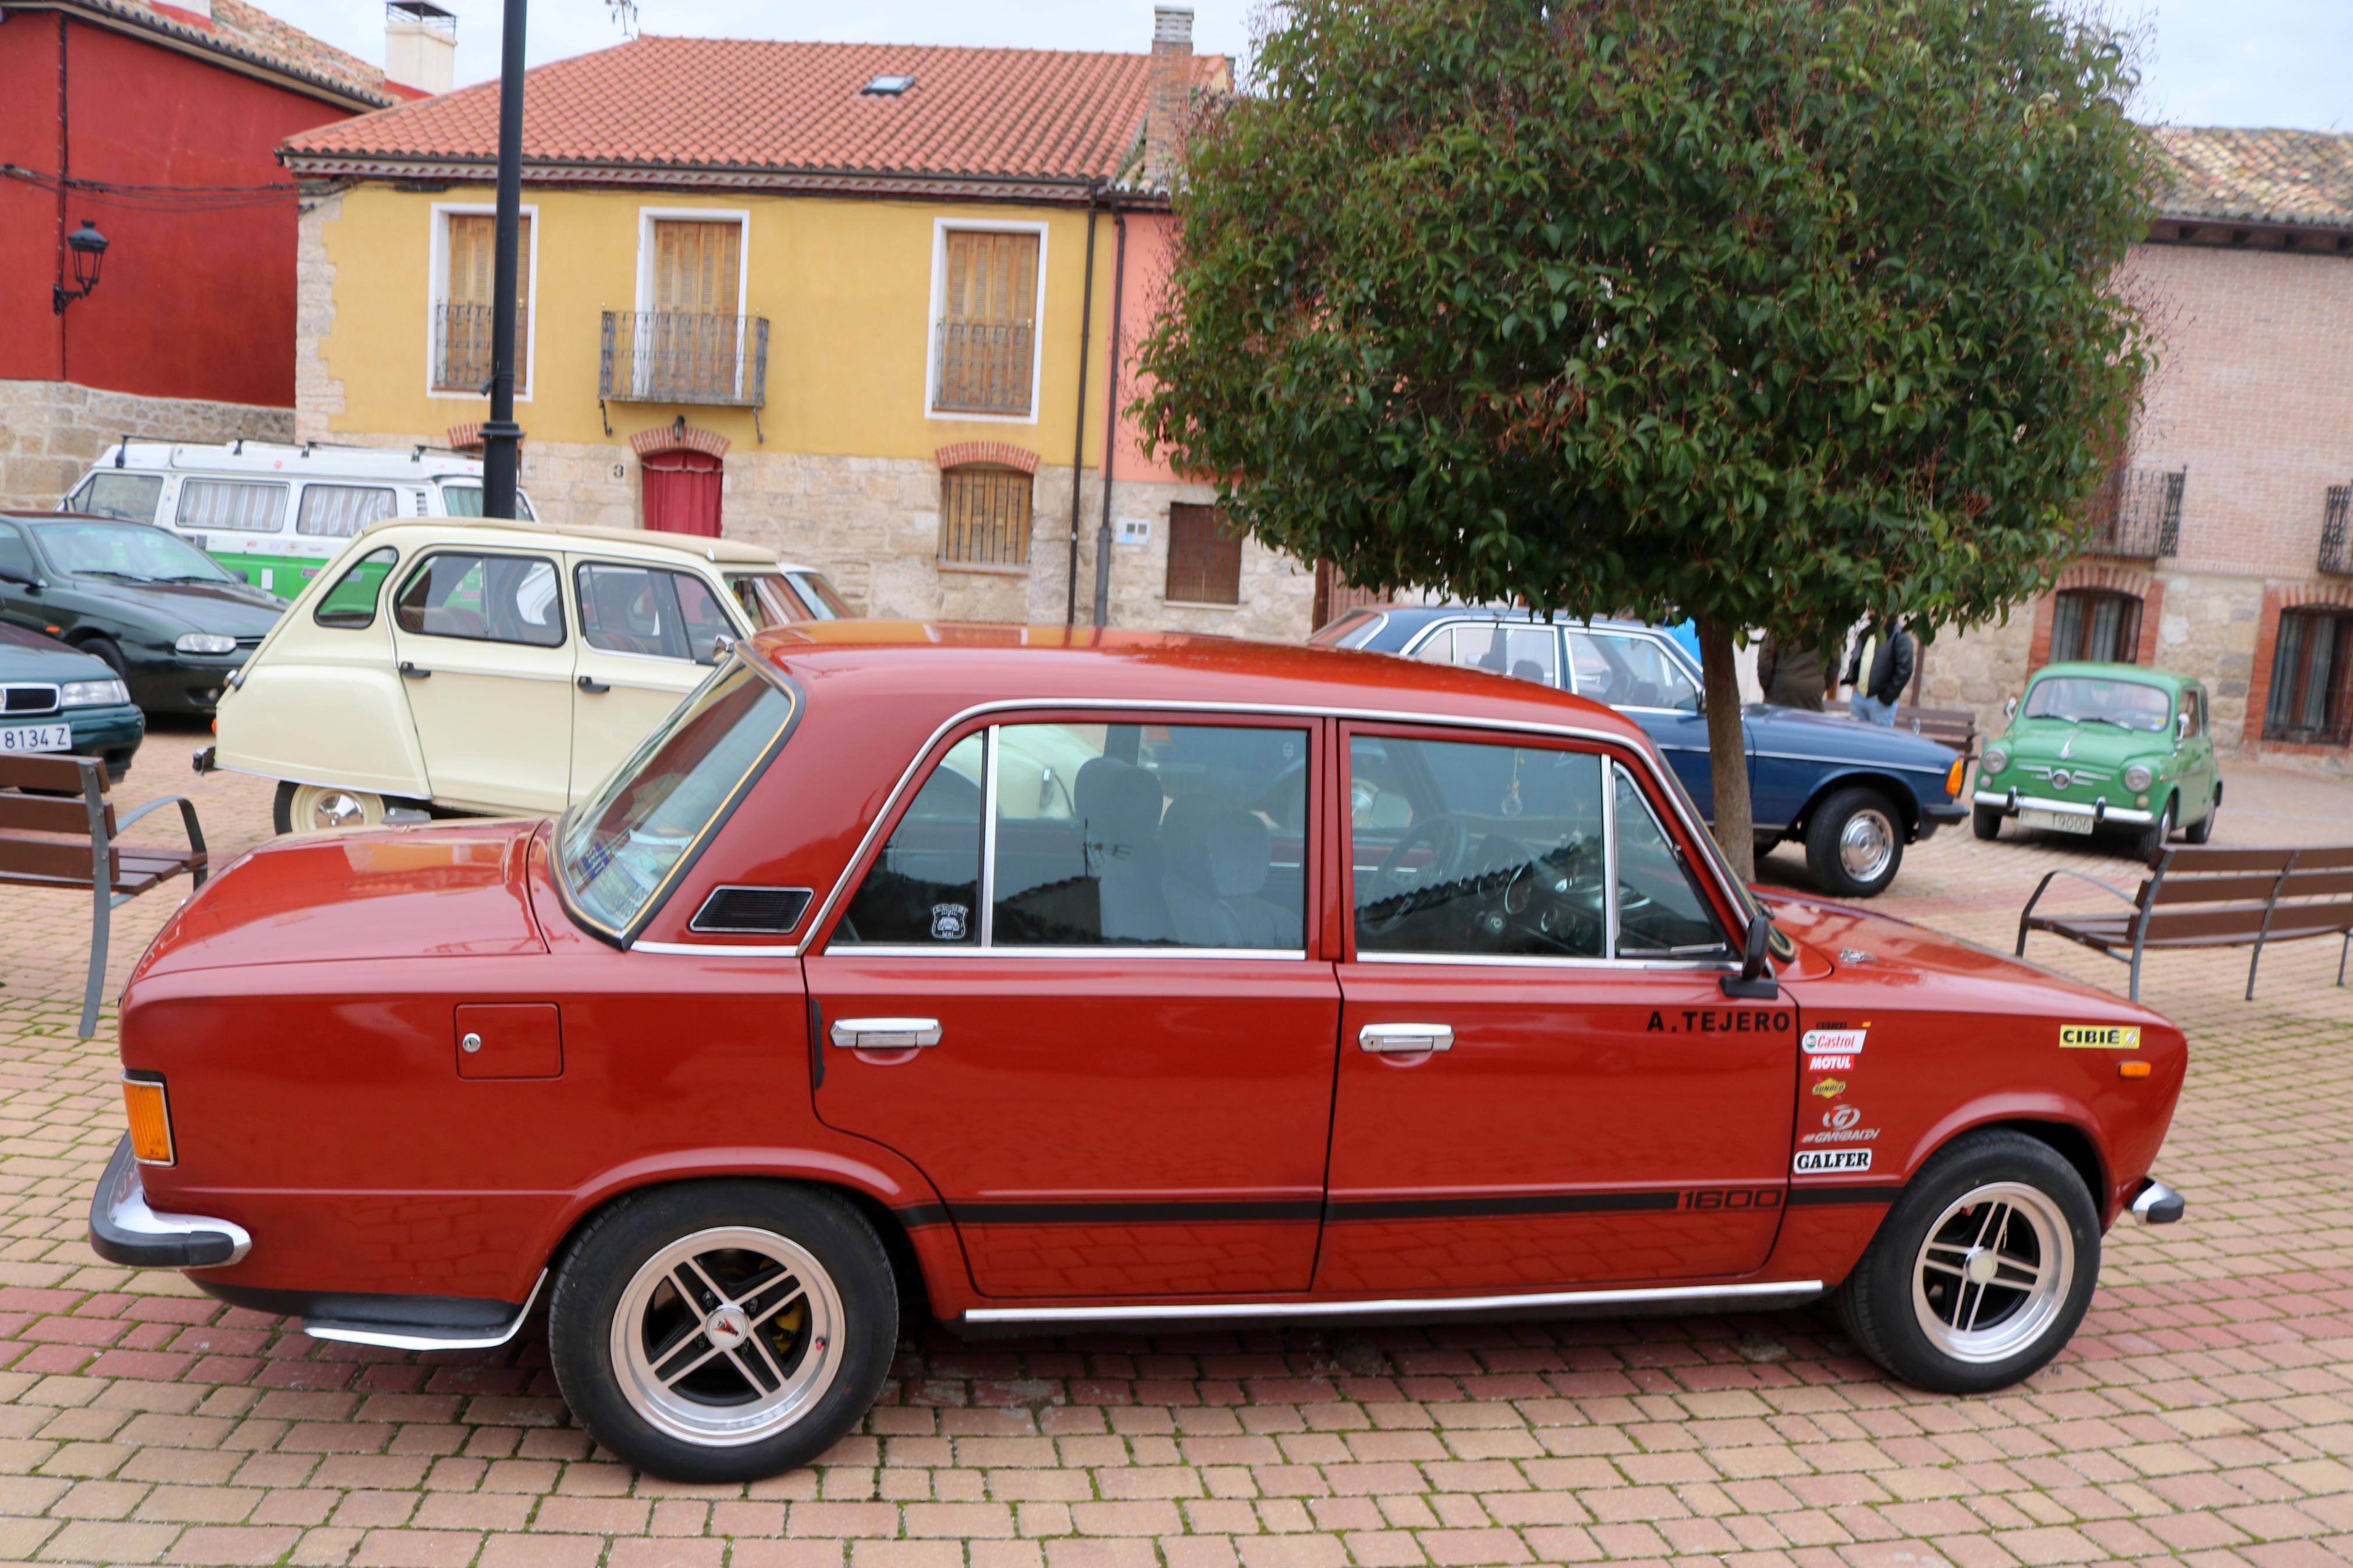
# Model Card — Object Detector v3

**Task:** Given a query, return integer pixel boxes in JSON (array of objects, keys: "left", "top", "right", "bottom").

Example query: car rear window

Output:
[{"left": 559, "top": 662, "right": 796, "bottom": 938}]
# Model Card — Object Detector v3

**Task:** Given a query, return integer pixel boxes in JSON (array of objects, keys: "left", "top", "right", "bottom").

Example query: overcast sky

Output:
[{"left": 282, "top": 0, "right": 2351, "bottom": 131}]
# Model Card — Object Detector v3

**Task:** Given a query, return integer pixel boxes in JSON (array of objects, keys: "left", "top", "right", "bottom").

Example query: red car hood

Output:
[{"left": 133, "top": 820, "right": 548, "bottom": 982}]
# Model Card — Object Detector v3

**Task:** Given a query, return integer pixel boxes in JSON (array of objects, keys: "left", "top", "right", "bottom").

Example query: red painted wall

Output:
[{"left": 0, "top": 13, "right": 356, "bottom": 406}]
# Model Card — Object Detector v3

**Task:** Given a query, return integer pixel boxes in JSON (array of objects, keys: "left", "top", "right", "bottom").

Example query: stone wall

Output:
[
  {"left": 0, "top": 379, "right": 294, "bottom": 512},
  {"left": 293, "top": 190, "right": 344, "bottom": 446}
]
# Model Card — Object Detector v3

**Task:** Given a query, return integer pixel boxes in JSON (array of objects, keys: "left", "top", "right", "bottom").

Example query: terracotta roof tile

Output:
[
  {"left": 61, "top": 0, "right": 393, "bottom": 108},
  {"left": 283, "top": 35, "right": 1229, "bottom": 191},
  {"left": 2156, "top": 126, "right": 2353, "bottom": 232}
]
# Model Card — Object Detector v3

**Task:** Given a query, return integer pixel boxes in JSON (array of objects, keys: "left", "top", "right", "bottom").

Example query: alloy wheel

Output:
[
  {"left": 609, "top": 1226, "right": 846, "bottom": 1448},
  {"left": 1910, "top": 1182, "right": 2075, "bottom": 1364}
]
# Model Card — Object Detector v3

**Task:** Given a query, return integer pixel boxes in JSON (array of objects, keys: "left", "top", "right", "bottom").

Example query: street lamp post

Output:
[{"left": 479, "top": 0, "right": 528, "bottom": 519}]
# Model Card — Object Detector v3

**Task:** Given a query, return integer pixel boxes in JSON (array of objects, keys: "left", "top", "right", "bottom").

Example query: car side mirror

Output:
[
  {"left": 0, "top": 564, "right": 41, "bottom": 589},
  {"left": 710, "top": 633, "right": 736, "bottom": 663},
  {"left": 2175, "top": 712, "right": 2191, "bottom": 741},
  {"left": 2003, "top": 696, "right": 2018, "bottom": 721},
  {"left": 1720, "top": 912, "right": 1779, "bottom": 1001}
]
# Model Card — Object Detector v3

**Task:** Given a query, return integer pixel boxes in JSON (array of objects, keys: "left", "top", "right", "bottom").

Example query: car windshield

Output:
[
  {"left": 2022, "top": 675, "right": 2172, "bottom": 733},
  {"left": 726, "top": 573, "right": 806, "bottom": 630},
  {"left": 29, "top": 518, "right": 236, "bottom": 584},
  {"left": 558, "top": 662, "right": 796, "bottom": 936}
]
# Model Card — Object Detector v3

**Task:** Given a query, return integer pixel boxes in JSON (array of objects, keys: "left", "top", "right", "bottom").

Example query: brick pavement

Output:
[{"left": 3, "top": 728, "right": 2351, "bottom": 1567}]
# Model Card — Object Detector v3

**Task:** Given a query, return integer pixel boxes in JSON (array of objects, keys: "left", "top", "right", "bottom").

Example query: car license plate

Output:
[
  {"left": 0, "top": 723, "right": 73, "bottom": 755},
  {"left": 2020, "top": 808, "right": 2093, "bottom": 835}
]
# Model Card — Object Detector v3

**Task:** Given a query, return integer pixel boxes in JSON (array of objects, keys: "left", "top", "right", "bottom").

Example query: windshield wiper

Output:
[
  {"left": 2072, "top": 714, "right": 2133, "bottom": 730},
  {"left": 72, "top": 569, "right": 155, "bottom": 582},
  {"left": 153, "top": 573, "right": 232, "bottom": 584}
]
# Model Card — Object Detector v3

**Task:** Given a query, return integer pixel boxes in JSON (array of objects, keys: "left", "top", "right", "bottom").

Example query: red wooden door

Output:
[{"left": 642, "top": 450, "right": 722, "bottom": 536}]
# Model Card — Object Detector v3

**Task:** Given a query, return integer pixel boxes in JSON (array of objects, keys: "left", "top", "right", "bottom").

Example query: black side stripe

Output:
[
  {"left": 1328, "top": 1191, "right": 1680, "bottom": 1221},
  {"left": 1787, "top": 1186, "right": 1904, "bottom": 1207},
  {"left": 900, "top": 1186, "right": 1903, "bottom": 1229},
  {"left": 894, "top": 1204, "right": 952, "bottom": 1229},
  {"left": 949, "top": 1199, "right": 1325, "bottom": 1225}
]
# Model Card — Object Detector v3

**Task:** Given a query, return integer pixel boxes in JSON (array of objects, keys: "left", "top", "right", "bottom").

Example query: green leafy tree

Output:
[{"left": 1134, "top": 0, "right": 2154, "bottom": 880}]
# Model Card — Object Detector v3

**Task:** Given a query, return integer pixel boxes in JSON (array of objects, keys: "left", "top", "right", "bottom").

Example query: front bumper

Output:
[
  {"left": 1972, "top": 787, "right": 2156, "bottom": 827},
  {"left": 2131, "top": 1176, "right": 2185, "bottom": 1225},
  {"left": 61, "top": 703, "right": 144, "bottom": 780},
  {"left": 87, "top": 1135, "right": 251, "bottom": 1270},
  {"left": 1915, "top": 799, "right": 1968, "bottom": 841},
  {"left": 128, "top": 656, "right": 249, "bottom": 716}
]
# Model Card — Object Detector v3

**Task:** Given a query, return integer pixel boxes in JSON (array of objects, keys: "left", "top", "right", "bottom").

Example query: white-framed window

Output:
[
  {"left": 427, "top": 202, "right": 538, "bottom": 401},
  {"left": 622, "top": 208, "right": 753, "bottom": 403},
  {"left": 924, "top": 217, "right": 1048, "bottom": 425}
]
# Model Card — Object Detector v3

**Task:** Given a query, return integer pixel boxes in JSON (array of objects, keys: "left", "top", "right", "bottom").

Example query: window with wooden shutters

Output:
[
  {"left": 436, "top": 212, "right": 531, "bottom": 394},
  {"left": 636, "top": 219, "right": 746, "bottom": 400},
  {"left": 939, "top": 467, "right": 1032, "bottom": 568},
  {"left": 1165, "top": 503, "right": 1243, "bottom": 605},
  {"left": 934, "top": 230, "right": 1039, "bottom": 415}
]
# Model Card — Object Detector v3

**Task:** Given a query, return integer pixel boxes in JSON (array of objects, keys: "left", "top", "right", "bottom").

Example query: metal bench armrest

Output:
[
  {"left": 112, "top": 795, "right": 209, "bottom": 888},
  {"left": 2016, "top": 867, "right": 2142, "bottom": 955}
]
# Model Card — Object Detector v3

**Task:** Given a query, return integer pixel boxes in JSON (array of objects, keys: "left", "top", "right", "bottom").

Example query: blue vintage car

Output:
[{"left": 1312, "top": 607, "right": 1968, "bottom": 897}]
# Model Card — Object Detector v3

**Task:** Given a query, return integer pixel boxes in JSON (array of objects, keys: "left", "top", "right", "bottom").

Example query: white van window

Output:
[
  {"left": 395, "top": 552, "right": 565, "bottom": 648},
  {"left": 178, "top": 479, "right": 288, "bottom": 534},
  {"left": 441, "top": 483, "right": 537, "bottom": 521},
  {"left": 68, "top": 472, "right": 164, "bottom": 523},
  {"left": 297, "top": 485, "right": 396, "bottom": 538}
]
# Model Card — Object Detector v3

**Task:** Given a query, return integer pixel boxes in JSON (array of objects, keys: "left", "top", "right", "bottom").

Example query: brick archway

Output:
[
  {"left": 2244, "top": 579, "right": 2353, "bottom": 749},
  {"left": 2028, "top": 561, "right": 2164, "bottom": 669},
  {"left": 632, "top": 424, "right": 730, "bottom": 536},
  {"left": 934, "top": 440, "right": 1038, "bottom": 475}
]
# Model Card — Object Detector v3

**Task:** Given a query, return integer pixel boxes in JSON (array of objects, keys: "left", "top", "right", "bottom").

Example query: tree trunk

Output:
[{"left": 1697, "top": 616, "right": 1755, "bottom": 884}]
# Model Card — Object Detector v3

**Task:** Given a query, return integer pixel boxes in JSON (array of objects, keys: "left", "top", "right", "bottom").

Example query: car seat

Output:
[
  {"left": 1160, "top": 797, "right": 1289, "bottom": 948},
  {"left": 1073, "top": 757, "right": 1169, "bottom": 944}
]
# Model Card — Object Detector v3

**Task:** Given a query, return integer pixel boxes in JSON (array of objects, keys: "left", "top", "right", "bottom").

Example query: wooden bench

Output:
[
  {"left": 2016, "top": 844, "right": 2353, "bottom": 1001},
  {"left": 0, "top": 754, "right": 208, "bottom": 1037},
  {"left": 1894, "top": 705, "right": 1978, "bottom": 758}
]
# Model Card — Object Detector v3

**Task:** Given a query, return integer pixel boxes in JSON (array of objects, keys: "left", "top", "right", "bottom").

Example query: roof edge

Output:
[
  {"left": 2, "top": 0, "right": 395, "bottom": 111},
  {"left": 279, "top": 151, "right": 1174, "bottom": 206}
]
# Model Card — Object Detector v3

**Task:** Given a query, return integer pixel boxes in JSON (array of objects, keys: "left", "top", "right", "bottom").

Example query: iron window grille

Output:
[
  {"left": 432, "top": 301, "right": 526, "bottom": 395},
  {"left": 2320, "top": 484, "right": 2351, "bottom": 577},
  {"left": 2084, "top": 466, "right": 2185, "bottom": 560},
  {"left": 931, "top": 320, "right": 1037, "bottom": 416},
  {"left": 599, "top": 311, "right": 770, "bottom": 439},
  {"left": 939, "top": 467, "right": 1032, "bottom": 568},
  {"left": 2263, "top": 606, "right": 2353, "bottom": 748},
  {"left": 1165, "top": 503, "right": 1244, "bottom": 605}
]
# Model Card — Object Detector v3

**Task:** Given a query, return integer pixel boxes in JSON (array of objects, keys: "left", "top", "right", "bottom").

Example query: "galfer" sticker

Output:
[{"left": 1795, "top": 1149, "right": 1873, "bottom": 1174}]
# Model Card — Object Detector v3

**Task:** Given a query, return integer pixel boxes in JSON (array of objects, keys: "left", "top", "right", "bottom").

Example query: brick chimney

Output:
[
  {"left": 1144, "top": 5, "right": 1194, "bottom": 190},
  {"left": 385, "top": 0, "right": 457, "bottom": 95}
]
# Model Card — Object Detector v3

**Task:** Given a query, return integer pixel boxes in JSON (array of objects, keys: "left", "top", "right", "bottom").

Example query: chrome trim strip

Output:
[
  {"left": 963, "top": 1278, "right": 1826, "bottom": 1325},
  {"left": 1972, "top": 790, "right": 2153, "bottom": 825},
  {"left": 631, "top": 940, "right": 800, "bottom": 957},
  {"left": 792, "top": 697, "right": 1755, "bottom": 958},
  {"left": 1752, "top": 749, "right": 1948, "bottom": 776},
  {"left": 96, "top": 1151, "right": 253, "bottom": 1267},
  {"left": 1600, "top": 759, "right": 1620, "bottom": 958},
  {"left": 826, "top": 944, "right": 1308, "bottom": 961},
  {"left": 303, "top": 1271, "right": 547, "bottom": 1352},
  {"left": 1352, "top": 952, "right": 1733, "bottom": 970},
  {"left": 978, "top": 727, "right": 999, "bottom": 948}
]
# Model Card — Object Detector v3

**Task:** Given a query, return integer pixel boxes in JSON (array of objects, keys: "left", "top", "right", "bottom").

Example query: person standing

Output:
[
  {"left": 1758, "top": 635, "right": 1827, "bottom": 710},
  {"left": 1843, "top": 619, "right": 1916, "bottom": 724}
]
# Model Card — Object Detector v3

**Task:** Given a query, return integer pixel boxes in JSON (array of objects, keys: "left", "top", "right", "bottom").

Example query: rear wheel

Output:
[
  {"left": 1805, "top": 786, "right": 1904, "bottom": 899},
  {"left": 274, "top": 780, "right": 388, "bottom": 833},
  {"left": 548, "top": 1181, "right": 896, "bottom": 1484},
  {"left": 1971, "top": 805, "right": 2004, "bottom": 841},
  {"left": 1834, "top": 1130, "right": 2099, "bottom": 1393}
]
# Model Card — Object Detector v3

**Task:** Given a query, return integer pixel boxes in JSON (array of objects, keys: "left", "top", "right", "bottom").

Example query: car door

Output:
[
  {"left": 804, "top": 712, "right": 1340, "bottom": 1299},
  {"left": 2181, "top": 686, "right": 2217, "bottom": 817},
  {"left": 386, "top": 548, "right": 573, "bottom": 812},
  {"left": 1564, "top": 629, "right": 1727, "bottom": 812},
  {"left": 0, "top": 523, "right": 45, "bottom": 635},
  {"left": 1410, "top": 618, "right": 1562, "bottom": 688},
  {"left": 1320, "top": 723, "right": 1796, "bottom": 1293},
  {"left": 569, "top": 558, "right": 745, "bottom": 799}
]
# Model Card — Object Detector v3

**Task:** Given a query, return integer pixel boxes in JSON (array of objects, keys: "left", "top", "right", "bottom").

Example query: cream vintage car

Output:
[{"left": 201, "top": 519, "right": 853, "bottom": 831}]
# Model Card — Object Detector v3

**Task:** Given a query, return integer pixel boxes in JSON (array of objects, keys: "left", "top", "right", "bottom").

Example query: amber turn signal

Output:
[
  {"left": 1945, "top": 759, "right": 1966, "bottom": 797},
  {"left": 122, "top": 1078, "right": 175, "bottom": 1165},
  {"left": 2117, "top": 1061, "right": 2152, "bottom": 1079}
]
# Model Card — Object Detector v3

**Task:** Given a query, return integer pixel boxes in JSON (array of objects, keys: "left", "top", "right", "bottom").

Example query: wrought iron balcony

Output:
[
  {"left": 432, "top": 301, "right": 527, "bottom": 395},
  {"left": 2082, "top": 466, "right": 2185, "bottom": 560},
  {"left": 931, "top": 319, "right": 1037, "bottom": 416},
  {"left": 600, "top": 311, "right": 769, "bottom": 409},
  {"left": 2320, "top": 484, "right": 2351, "bottom": 577}
]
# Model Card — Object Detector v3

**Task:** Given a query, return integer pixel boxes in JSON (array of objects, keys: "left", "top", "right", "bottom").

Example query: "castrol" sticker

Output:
[{"left": 1802, "top": 1027, "right": 1866, "bottom": 1055}]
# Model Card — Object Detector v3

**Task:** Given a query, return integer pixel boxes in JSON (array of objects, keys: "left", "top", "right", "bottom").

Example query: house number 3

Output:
[{"left": 612, "top": 464, "right": 627, "bottom": 479}]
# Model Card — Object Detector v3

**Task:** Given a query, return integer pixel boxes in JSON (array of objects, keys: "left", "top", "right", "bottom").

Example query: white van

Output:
[{"left": 62, "top": 440, "right": 541, "bottom": 598}]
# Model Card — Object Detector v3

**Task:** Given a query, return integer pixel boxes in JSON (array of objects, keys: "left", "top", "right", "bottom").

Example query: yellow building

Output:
[{"left": 280, "top": 10, "right": 1314, "bottom": 632}]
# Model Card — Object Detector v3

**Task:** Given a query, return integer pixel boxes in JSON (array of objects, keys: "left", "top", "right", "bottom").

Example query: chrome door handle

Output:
[
  {"left": 398, "top": 662, "right": 431, "bottom": 680},
  {"left": 1358, "top": 1023, "right": 1453, "bottom": 1054},
  {"left": 829, "top": 1018, "right": 942, "bottom": 1050}
]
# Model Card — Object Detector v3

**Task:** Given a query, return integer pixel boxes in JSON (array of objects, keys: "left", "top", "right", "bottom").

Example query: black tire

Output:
[
  {"left": 547, "top": 1181, "right": 896, "bottom": 1483},
  {"left": 272, "top": 780, "right": 297, "bottom": 834},
  {"left": 1971, "top": 805, "right": 2004, "bottom": 842},
  {"left": 2184, "top": 785, "right": 2219, "bottom": 845},
  {"left": 1834, "top": 1129, "right": 2100, "bottom": 1395},
  {"left": 1804, "top": 785, "right": 1905, "bottom": 899},
  {"left": 2128, "top": 795, "right": 2175, "bottom": 863},
  {"left": 80, "top": 634, "right": 131, "bottom": 683}
]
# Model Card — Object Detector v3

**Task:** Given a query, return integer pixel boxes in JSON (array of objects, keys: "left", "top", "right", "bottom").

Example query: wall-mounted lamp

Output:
[{"left": 52, "top": 220, "right": 109, "bottom": 314}]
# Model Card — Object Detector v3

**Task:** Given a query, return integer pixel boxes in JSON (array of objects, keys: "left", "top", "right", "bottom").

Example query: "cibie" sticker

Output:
[
  {"left": 1795, "top": 1149, "right": 1873, "bottom": 1174},
  {"left": 2060, "top": 1025, "right": 2141, "bottom": 1050}
]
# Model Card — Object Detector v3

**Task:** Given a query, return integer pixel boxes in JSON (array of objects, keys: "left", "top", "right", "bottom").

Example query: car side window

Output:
[
  {"left": 177, "top": 478, "right": 288, "bottom": 534},
  {"left": 1568, "top": 632, "right": 1699, "bottom": 712},
  {"left": 1613, "top": 765, "right": 1731, "bottom": 958},
  {"left": 0, "top": 523, "right": 35, "bottom": 580},
  {"left": 579, "top": 564, "right": 741, "bottom": 664},
  {"left": 69, "top": 472, "right": 164, "bottom": 523},
  {"left": 991, "top": 721, "right": 1307, "bottom": 950},
  {"left": 836, "top": 733, "right": 984, "bottom": 945},
  {"left": 1350, "top": 734, "right": 1607, "bottom": 958},
  {"left": 1414, "top": 623, "right": 1558, "bottom": 686},
  {"left": 2180, "top": 689, "right": 2203, "bottom": 740},
  {"left": 297, "top": 484, "right": 396, "bottom": 539},
  {"left": 395, "top": 552, "right": 565, "bottom": 646},
  {"left": 314, "top": 546, "right": 398, "bottom": 629}
]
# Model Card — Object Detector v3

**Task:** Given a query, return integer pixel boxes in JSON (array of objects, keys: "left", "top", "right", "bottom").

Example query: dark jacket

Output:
[
  {"left": 1758, "top": 638, "right": 1826, "bottom": 710},
  {"left": 1843, "top": 625, "right": 1917, "bottom": 706}
]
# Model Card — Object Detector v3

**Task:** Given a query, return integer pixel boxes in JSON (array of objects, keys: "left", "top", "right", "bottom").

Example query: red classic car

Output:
[{"left": 92, "top": 625, "right": 2187, "bottom": 1481}]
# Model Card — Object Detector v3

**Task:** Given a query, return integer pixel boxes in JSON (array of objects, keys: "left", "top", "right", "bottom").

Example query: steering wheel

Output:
[{"left": 1362, "top": 815, "right": 1471, "bottom": 934}]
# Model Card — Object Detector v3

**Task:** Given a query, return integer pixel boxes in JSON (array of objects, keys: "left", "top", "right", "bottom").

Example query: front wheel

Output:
[
  {"left": 2128, "top": 796, "right": 2175, "bottom": 863},
  {"left": 1804, "top": 786, "right": 1904, "bottom": 898},
  {"left": 2184, "top": 785, "right": 2219, "bottom": 845},
  {"left": 1834, "top": 1130, "right": 2099, "bottom": 1393},
  {"left": 1971, "top": 804, "right": 2004, "bottom": 841},
  {"left": 274, "top": 780, "right": 388, "bottom": 833},
  {"left": 548, "top": 1181, "right": 896, "bottom": 1483}
]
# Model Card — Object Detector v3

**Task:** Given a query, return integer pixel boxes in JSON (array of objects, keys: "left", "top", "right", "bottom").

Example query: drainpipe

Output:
[
  {"left": 1063, "top": 183, "right": 1102, "bottom": 628},
  {"left": 1090, "top": 201, "right": 1128, "bottom": 629},
  {"left": 55, "top": 13, "right": 69, "bottom": 381}
]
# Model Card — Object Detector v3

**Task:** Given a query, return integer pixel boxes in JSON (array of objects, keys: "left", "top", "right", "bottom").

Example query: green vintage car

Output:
[{"left": 1972, "top": 662, "right": 2220, "bottom": 859}]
